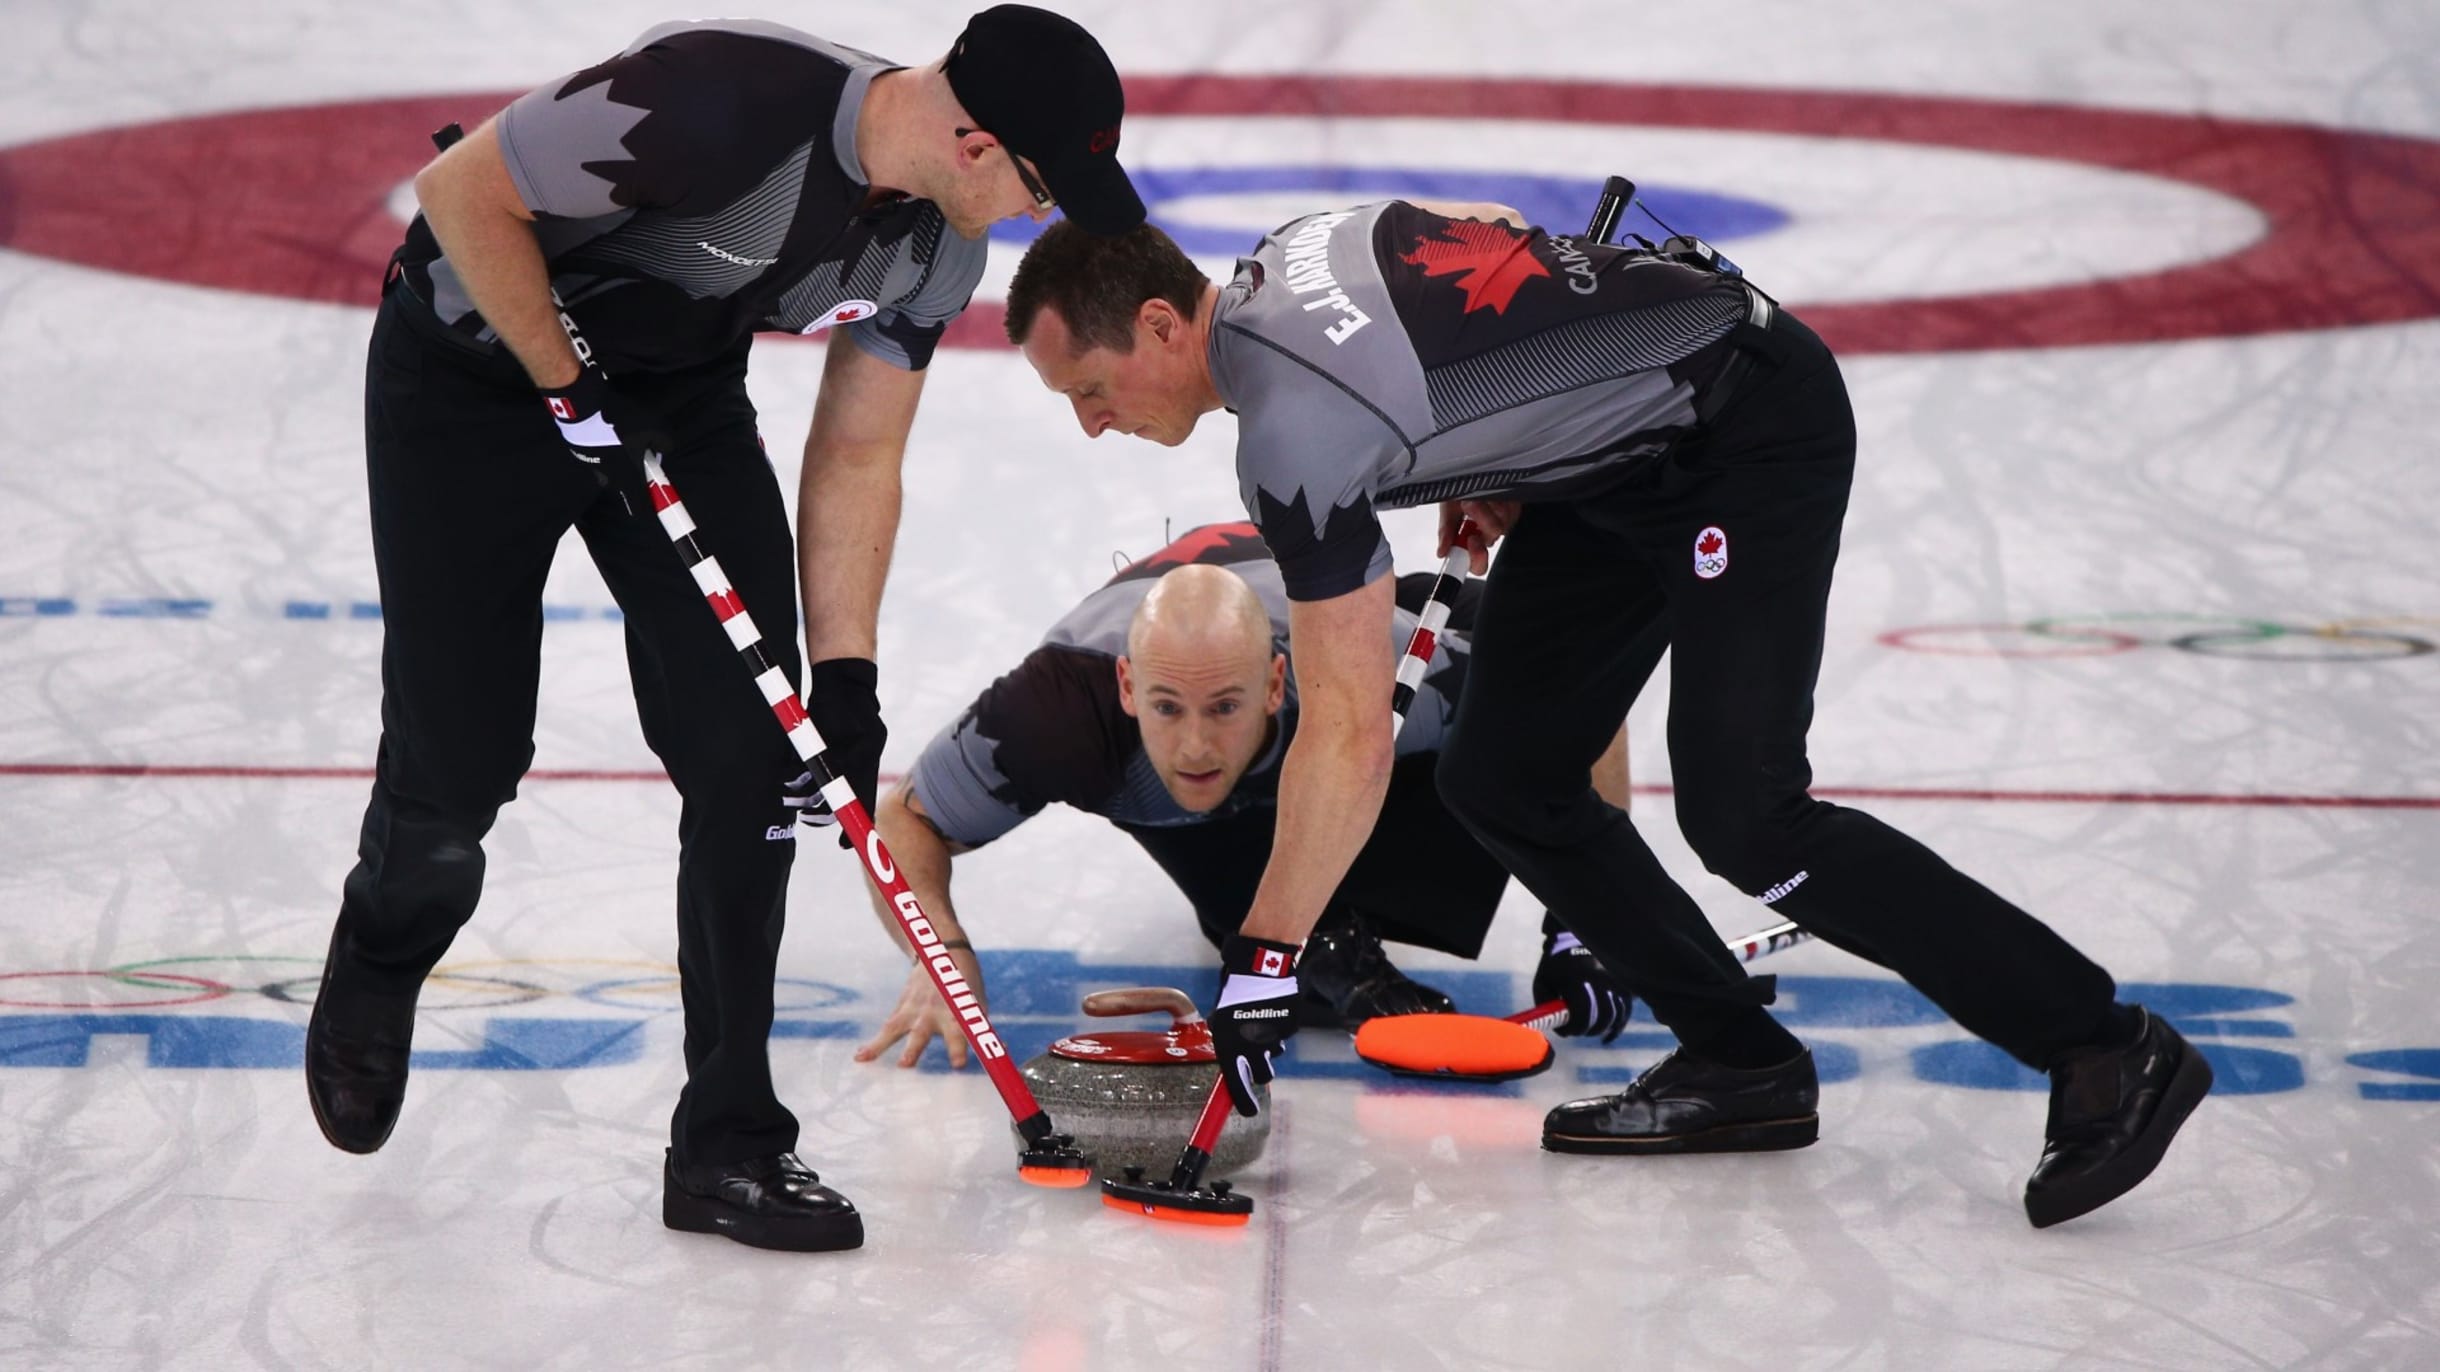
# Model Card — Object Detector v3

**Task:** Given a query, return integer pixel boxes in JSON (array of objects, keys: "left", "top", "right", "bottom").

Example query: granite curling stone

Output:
[{"left": 1012, "top": 987, "right": 1270, "bottom": 1178}]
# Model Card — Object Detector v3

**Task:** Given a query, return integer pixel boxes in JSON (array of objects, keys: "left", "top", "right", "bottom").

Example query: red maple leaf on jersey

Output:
[
  {"left": 1130, "top": 522, "right": 1263, "bottom": 575},
  {"left": 1698, "top": 530, "right": 1723, "bottom": 557},
  {"left": 1149, "top": 523, "right": 1255, "bottom": 567},
  {"left": 1400, "top": 220, "right": 1551, "bottom": 314}
]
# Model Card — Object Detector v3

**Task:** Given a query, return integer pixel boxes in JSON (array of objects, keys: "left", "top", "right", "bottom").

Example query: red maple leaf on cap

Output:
[
  {"left": 1401, "top": 220, "right": 1550, "bottom": 315},
  {"left": 1698, "top": 530, "right": 1723, "bottom": 556}
]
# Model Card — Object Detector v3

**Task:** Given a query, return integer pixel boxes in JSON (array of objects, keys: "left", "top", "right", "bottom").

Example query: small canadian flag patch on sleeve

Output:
[
  {"left": 1257, "top": 949, "right": 1286, "bottom": 976},
  {"left": 800, "top": 299, "right": 880, "bottom": 334}
]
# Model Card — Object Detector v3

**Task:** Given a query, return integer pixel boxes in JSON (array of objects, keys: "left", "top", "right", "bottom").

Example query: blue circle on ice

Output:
[{"left": 989, "top": 166, "right": 1789, "bottom": 256}]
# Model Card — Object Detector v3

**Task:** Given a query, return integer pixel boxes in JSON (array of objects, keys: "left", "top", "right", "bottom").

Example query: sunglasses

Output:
[{"left": 956, "top": 127, "right": 1054, "bottom": 211}]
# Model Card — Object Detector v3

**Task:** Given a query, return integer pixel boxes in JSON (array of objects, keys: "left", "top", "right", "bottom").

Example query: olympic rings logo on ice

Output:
[
  {"left": 0, "top": 956, "right": 856, "bottom": 1014},
  {"left": 1876, "top": 614, "right": 2438, "bottom": 662}
]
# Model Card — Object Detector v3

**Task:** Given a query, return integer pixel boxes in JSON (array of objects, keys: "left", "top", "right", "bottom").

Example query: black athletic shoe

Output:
[
  {"left": 1295, "top": 909, "right": 1455, "bottom": 1029},
  {"left": 664, "top": 1151, "right": 864, "bottom": 1253},
  {"left": 304, "top": 926, "right": 418, "bottom": 1155},
  {"left": 2024, "top": 1005, "right": 2212, "bottom": 1229},
  {"left": 1543, "top": 1048, "right": 1820, "bottom": 1155}
]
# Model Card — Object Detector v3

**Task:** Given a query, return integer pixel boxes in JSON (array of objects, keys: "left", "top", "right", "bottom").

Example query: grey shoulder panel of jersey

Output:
[
  {"left": 624, "top": 17, "right": 892, "bottom": 68},
  {"left": 905, "top": 712, "right": 1030, "bottom": 850},
  {"left": 885, "top": 223, "right": 990, "bottom": 329},
  {"left": 495, "top": 81, "right": 650, "bottom": 222},
  {"left": 1217, "top": 201, "right": 1434, "bottom": 446}
]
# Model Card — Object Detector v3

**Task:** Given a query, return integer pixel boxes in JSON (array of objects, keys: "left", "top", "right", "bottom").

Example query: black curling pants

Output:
[
  {"left": 332, "top": 287, "right": 806, "bottom": 1164},
  {"left": 1436, "top": 309, "right": 2117, "bottom": 1069}
]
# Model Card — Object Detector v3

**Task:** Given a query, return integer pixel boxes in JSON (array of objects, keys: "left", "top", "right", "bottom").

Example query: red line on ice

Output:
[{"left": 1, "top": 764, "right": 2432, "bottom": 809}]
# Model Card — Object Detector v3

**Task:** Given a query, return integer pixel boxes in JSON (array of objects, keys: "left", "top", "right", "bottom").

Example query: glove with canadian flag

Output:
[
  {"left": 538, "top": 365, "right": 664, "bottom": 474},
  {"left": 1212, "top": 933, "right": 1302, "bottom": 1117}
]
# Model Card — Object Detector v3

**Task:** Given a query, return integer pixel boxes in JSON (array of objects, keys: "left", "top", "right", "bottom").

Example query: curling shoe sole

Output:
[
  {"left": 1541, "top": 1047, "right": 1821, "bottom": 1156},
  {"left": 1542, "top": 1115, "right": 1818, "bottom": 1156},
  {"left": 661, "top": 1189, "right": 865, "bottom": 1253}
]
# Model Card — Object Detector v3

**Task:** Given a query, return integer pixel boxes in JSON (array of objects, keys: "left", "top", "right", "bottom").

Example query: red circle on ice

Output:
[
  {"left": 0, "top": 970, "right": 229, "bottom": 1009},
  {"left": 3, "top": 77, "right": 2436, "bottom": 354}
]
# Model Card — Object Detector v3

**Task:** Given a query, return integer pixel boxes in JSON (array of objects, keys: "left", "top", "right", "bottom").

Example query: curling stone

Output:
[{"left": 1012, "top": 987, "right": 1269, "bottom": 1179}]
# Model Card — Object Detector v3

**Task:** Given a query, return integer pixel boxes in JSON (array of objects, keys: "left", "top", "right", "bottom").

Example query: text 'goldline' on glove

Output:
[{"left": 1213, "top": 933, "right": 1301, "bottom": 1117}]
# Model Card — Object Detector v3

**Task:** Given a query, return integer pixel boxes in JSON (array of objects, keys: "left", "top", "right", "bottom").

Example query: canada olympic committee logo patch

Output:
[{"left": 1694, "top": 525, "right": 1729, "bottom": 579}]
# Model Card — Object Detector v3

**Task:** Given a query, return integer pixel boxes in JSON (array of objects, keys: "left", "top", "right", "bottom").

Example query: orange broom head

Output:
[
  {"left": 1354, "top": 1013, "right": 1555, "bottom": 1081},
  {"left": 1017, "top": 1160, "right": 1096, "bottom": 1189},
  {"left": 1100, "top": 1191, "right": 1252, "bottom": 1226}
]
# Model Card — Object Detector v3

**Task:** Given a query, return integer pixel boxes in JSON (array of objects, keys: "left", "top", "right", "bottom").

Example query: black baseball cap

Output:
[{"left": 943, "top": 5, "right": 1144, "bottom": 235}]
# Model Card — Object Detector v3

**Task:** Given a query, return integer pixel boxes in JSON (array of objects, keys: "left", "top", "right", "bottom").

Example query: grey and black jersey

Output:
[
  {"left": 1208, "top": 201, "right": 1760, "bottom": 600},
  {"left": 393, "top": 19, "right": 986, "bottom": 374},
  {"left": 907, "top": 523, "right": 1475, "bottom": 850}
]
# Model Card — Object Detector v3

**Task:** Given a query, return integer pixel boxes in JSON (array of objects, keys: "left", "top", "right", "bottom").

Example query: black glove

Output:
[
  {"left": 538, "top": 366, "right": 664, "bottom": 473},
  {"left": 1534, "top": 916, "right": 1632, "bottom": 1044},
  {"left": 1212, "top": 933, "right": 1301, "bottom": 1117},
  {"left": 797, "top": 659, "right": 886, "bottom": 839}
]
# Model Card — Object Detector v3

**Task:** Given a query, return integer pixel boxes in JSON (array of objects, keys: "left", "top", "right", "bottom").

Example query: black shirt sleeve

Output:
[{"left": 905, "top": 645, "right": 1139, "bottom": 846}]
